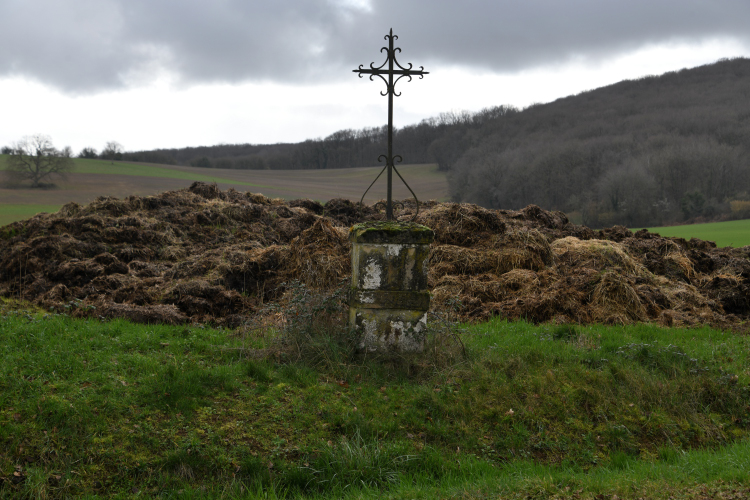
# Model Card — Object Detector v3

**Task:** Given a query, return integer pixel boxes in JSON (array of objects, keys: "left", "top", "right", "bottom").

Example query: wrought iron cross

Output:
[{"left": 353, "top": 28, "right": 428, "bottom": 220}]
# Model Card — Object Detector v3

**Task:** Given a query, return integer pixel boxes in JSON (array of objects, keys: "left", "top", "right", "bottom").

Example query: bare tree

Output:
[
  {"left": 4, "top": 134, "right": 73, "bottom": 188},
  {"left": 101, "top": 141, "right": 123, "bottom": 160}
]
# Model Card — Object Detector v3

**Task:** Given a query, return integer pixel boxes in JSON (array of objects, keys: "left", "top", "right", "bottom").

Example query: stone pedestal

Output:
[{"left": 349, "top": 221, "right": 434, "bottom": 352}]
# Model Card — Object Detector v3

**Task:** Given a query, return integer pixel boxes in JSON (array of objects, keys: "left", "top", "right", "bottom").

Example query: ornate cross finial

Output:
[{"left": 353, "top": 29, "right": 428, "bottom": 220}]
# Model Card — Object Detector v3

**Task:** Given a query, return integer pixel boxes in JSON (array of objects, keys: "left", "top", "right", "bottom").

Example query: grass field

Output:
[
  {"left": 1, "top": 295, "right": 749, "bottom": 499},
  {"left": 640, "top": 219, "right": 750, "bottom": 248},
  {"left": 0, "top": 156, "right": 448, "bottom": 227},
  {"left": 0, "top": 204, "right": 64, "bottom": 228}
]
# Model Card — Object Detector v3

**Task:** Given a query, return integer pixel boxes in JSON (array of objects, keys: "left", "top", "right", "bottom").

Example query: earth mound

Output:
[{"left": 1, "top": 182, "right": 749, "bottom": 330}]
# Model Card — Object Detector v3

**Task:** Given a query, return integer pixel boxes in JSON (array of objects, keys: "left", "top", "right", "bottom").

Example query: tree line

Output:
[
  {"left": 1, "top": 138, "right": 127, "bottom": 188},
  {"left": 77, "top": 141, "right": 125, "bottom": 161},
  {"left": 118, "top": 109, "right": 507, "bottom": 172},
  {"left": 1, "top": 140, "right": 125, "bottom": 162}
]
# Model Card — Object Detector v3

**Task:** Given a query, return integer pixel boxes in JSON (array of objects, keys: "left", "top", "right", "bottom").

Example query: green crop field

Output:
[
  {"left": 1, "top": 296, "right": 749, "bottom": 499},
  {"left": 640, "top": 219, "right": 750, "bottom": 248},
  {"left": 0, "top": 204, "right": 62, "bottom": 227},
  {"left": 0, "top": 155, "right": 448, "bottom": 227},
  {"left": 0, "top": 156, "right": 279, "bottom": 188}
]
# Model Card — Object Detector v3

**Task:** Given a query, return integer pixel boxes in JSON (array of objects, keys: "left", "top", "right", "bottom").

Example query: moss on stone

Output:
[{"left": 349, "top": 221, "right": 434, "bottom": 244}]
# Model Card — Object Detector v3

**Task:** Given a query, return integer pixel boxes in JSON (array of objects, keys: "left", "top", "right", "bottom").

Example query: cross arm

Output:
[
  {"left": 352, "top": 69, "right": 430, "bottom": 76},
  {"left": 353, "top": 68, "right": 429, "bottom": 76}
]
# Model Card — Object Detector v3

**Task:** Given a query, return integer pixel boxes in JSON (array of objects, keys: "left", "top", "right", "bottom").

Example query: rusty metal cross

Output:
[{"left": 353, "top": 28, "right": 428, "bottom": 220}]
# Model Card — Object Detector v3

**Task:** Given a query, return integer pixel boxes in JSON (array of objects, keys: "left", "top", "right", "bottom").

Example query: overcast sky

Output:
[{"left": 1, "top": 0, "right": 749, "bottom": 154}]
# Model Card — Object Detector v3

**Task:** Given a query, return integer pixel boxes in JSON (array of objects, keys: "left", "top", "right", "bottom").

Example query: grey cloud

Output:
[
  {"left": 0, "top": 0, "right": 748, "bottom": 93},
  {"left": 0, "top": 0, "right": 133, "bottom": 92},
  {"left": 364, "top": 0, "right": 750, "bottom": 72}
]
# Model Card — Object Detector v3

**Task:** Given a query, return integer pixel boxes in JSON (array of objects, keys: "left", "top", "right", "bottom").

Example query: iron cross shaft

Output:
[{"left": 353, "top": 29, "right": 428, "bottom": 220}]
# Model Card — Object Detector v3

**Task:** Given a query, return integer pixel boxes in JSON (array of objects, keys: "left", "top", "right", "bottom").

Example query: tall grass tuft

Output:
[
  {"left": 270, "top": 280, "right": 359, "bottom": 375},
  {"left": 295, "top": 429, "right": 415, "bottom": 493}
]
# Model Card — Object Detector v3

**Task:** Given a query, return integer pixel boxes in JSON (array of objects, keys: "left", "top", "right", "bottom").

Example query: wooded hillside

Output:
[
  {"left": 449, "top": 57, "right": 750, "bottom": 228},
  {"left": 126, "top": 57, "right": 750, "bottom": 228}
]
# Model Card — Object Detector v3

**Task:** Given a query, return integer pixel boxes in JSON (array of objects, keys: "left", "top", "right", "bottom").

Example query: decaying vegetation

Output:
[{"left": 1, "top": 182, "right": 749, "bottom": 331}]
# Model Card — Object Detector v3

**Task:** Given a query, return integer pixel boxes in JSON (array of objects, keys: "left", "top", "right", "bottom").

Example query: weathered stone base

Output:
[
  {"left": 351, "top": 307, "right": 427, "bottom": 352},
  {"left": 348, "top": 221, "right": 434, "bottom": 354}
]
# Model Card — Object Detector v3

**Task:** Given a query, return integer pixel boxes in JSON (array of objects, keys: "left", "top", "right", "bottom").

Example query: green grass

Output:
[
  {"left": 1, "top": 299, "right": 750, "bottom": 498},
  {"left": 0, "top": 155, "right": 272, "bottom": 189},
  {"left": 0, "top": 204, "right": 62, "bottom": 227},
  {"left": 637, "top": 218, "right": 750, "bottom": 248}
]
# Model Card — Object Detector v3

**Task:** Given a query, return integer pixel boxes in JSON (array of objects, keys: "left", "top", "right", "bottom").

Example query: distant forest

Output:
[{"left": 125, "top": 57, "right": 750, "bottom": 228}]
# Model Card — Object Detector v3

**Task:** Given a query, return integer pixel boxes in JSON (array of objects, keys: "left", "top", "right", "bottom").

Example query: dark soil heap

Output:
[{"left": 2, "top": 182, "right": 749, "bottom": 330}]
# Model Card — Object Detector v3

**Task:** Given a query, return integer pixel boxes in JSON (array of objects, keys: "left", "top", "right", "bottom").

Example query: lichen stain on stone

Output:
[
  {"left": 359, "top": 315, "right": 379, "bottom": 351},
  {"left": 390, "top": 315, "right": 427, "bottom": 352},
  {"left": 363, "top": 258, "right": 382, "bottom": 289},
  {"left": 384, "top": 244, "right": 404, "bottom": 258},
  {"left": 356, "top": 308, "right": 428, "bottom": 352},
  {"left": 387, "top": 320, "right": 404, "bottom": 341}
]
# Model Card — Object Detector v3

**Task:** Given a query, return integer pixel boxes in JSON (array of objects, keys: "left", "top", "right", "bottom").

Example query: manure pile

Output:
[{"left": 1, "top": 182, "right": 749, "bottom": 330}]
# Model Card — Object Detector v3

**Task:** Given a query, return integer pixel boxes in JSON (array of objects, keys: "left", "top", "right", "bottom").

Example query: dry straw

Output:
[{"left": 551, "top": 237, "right": 647, "bottom": 277}]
